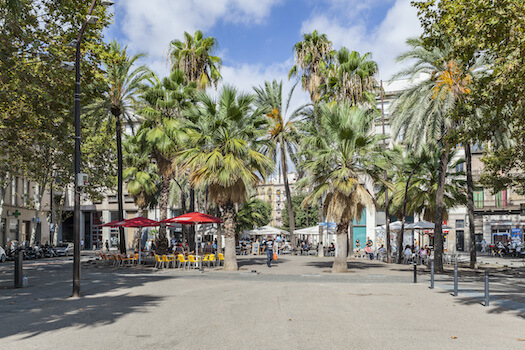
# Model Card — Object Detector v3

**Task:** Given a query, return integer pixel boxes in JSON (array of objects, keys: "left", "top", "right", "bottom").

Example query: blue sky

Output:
[{"left": 104, "top": 0, "right": 421, "bottom": 106}]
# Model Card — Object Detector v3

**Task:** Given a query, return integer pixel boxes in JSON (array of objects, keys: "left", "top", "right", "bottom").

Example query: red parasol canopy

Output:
[
  {"left": 161, "top": 212, "right": 223, "bottom": 225},
  {"left": 120, "top": 217, "right": 160, "bottom": 228},
  {"left": 100, "top": 219, "right": 125, "bottom": 227}
]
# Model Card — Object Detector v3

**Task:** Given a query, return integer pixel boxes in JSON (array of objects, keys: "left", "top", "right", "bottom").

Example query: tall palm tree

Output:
[
  {"left": 323, "top": 48, "right": 379, "bottom": 106},
  {"left": 253, "top": 80, "right": 308, "bottom": 250},
  {"left": 300, "top": 103, "right": 383, "bottom": 272},
  {"left": 289, "top": 30, "right": 334, "bottom": 103},
  {"left": 87, "top": 40, "right": 152, "bottom": 253},
  {"left": 390, "top": 38, "right": 473, "bottom": 271},
  {"left": 181, "top": 86, "right": 274, "bottom": 271},
  {"left": 169, "top": 30, "right": 222, "bottom": 90},
  {"left": 137, "top": 70, "right": 196, "bottom": 253}
]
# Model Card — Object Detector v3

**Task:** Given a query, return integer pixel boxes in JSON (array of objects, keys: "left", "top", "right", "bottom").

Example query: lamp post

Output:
[{"left": 72, "top": 0, "right": 114, "bottom": 298}]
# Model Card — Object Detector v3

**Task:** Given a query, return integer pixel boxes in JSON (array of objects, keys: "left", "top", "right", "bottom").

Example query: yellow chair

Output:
[
  {"left": 218, "top": 253, "right": 224, "bottom": 266},
  {"left": 177, "top": 254, "right": 189, "bottom": 269},
  {"left": 202, "top": 254, "right": 210, "bottom": 266},
  {"left": 188, "top": 255, "right": 199, "bottom": 269},
  {"left": 207, "top": 253, "right": 216, "bottom": 267},
  {"left": 154, "top": 254, "right": 164, "bottom": 268},
  {"left": 162, "top": 254, "right": 175, "bottom": 268}
]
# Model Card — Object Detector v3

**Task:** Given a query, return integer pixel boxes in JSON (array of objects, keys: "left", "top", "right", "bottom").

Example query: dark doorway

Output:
[{"left": 456, "top": 230, "right": 464, "bottom": 251}]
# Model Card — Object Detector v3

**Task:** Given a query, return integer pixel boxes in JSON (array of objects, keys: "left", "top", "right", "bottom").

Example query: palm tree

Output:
[
  {"left": 253, "top": 80, "right": 308, "bottom": 250},
  {"left": 87, "top": 40, "right": 152, "bottom": 253},
  {"left": 289, "top": 30, "right": 334, "bottom": 103},
  {"left": 390, "top": 38, "right": 473, "bottom": 271},
  {"left": 169, "top": 30, "right": 222, "bottom": 90},
  {"left": 300, "top": 103, "right": 383, "bottom": 272},
  {"left": 181, "top": 86, "right": 274, "bottom": 271},
  {"left": 137, "top": 70, "right": 196, "bottom": 253},
  {"left": 323, "top": 48, "right": 379, "bottom": 106}
]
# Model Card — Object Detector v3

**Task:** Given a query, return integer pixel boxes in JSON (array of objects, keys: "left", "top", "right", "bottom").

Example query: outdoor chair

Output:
[
  {"left": 154, "top": 254, "right": 164, "bottom": 269},
  {"left": 202, "top": 254, "right": 210, "bottom": 266},
  {"left": 218, "top": 253, "right": 224, "bottom": 266},
  {"left": 207, "top": 253, "right": 216, "bottom": 267},
  {"left": 129, "top": 253, "right": 139, "bottom": 265},
  {"left": 177, "top": 254, "right": 188, "bottom": 269},
  {"left": 162, "top": 254, "right": 174, "bottom": 268},
  {"left": 188, "top": 255, "right": 199, "bottom": 269}
]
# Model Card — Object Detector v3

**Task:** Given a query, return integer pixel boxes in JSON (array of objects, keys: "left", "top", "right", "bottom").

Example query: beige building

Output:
[{"left": 256, "top": 172, "right": 298, "bottom": 227}]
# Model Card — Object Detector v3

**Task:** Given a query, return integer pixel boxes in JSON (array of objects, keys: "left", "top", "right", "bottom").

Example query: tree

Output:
[
  {"left": 323, "top": 48, "right": 379, "bottom": 107},
  {"left": 281, "top": 194, "right": 319, "bottom": 230},
  {"left": 236, "top": 198, "right": 272, "bottom": 234},
  {"left": 86, "top": 40, "right": 151, "bottom": 253},
  {"left": 254, "top": 80, "right": 308, "bottom": 249},
  {"left": 169, "top": 30, "right": 222, "bottom": 90},
  {"left": 181, "top": 86, "right": 274, "bottom": 271},
  {"left": 289, "top": 30, "right": 334, "bottom": 103},
  {"left": 390, "top": 38, "right": 473, "bottom": 271},
  {"left": 137, "top": 70, "right": 196, "bottom": 253},
  {"left": 301, "top": 103, "right": 383, "bottom": 272}
]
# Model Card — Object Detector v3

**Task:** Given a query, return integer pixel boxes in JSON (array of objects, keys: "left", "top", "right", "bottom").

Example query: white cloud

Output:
[
  {"left": 300, "top": 0, "right": 421, "bottom": 81},
  {"left": 115, "top": 0, "right": 281, "bottom": 60}
]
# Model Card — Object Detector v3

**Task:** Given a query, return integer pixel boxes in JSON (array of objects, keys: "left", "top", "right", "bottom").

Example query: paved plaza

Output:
[{"left": 0, "top": 253, "right": 524, "bottom": 349}]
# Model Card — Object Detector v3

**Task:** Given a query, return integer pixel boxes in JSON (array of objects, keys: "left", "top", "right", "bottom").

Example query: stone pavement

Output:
[{"left": 0, "top": 254, "right": 524, "bottom": 349}]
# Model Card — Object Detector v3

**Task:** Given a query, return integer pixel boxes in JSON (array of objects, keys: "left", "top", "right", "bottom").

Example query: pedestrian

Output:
[
  {"left": 80, "top": 239, "right": 84, "bottom": 250},
  {"left": 262, "top": 236, "right": 274, "bottom": 268},
  {"left": 355, "top": 239, "right": 361, "bottom": 258},
  {"left": 481, "top": 238, "right": 486, "bottom": 253},
  {"left": 105, "top": 239, "right": 109, "bottom": 251}
]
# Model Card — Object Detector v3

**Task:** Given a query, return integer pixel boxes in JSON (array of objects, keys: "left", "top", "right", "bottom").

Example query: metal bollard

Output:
[
  {"left": 430, "top": 261, "right": 434, "bottom": 289},
  {"left": 453, "top": 261, "right": 458, "bottom": 297},
  {"left": 484, "top": 270, "right": 489, "bottom": 307},
  {"left": 14, "top": 249, "right": 23, "bottom": 288},
  {"left": 413, "top": 262, "right": 417, "bottom": 283}
]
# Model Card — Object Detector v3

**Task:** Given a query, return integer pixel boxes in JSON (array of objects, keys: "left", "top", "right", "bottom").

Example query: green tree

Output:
[
  {"left": 169, "top": 30, "right": 222, "bottom": 90},
  {"left": 301, "top": 103, "right": 383, "bottom": 272},
  {"left": 137, "top": 70, "right": 196, "bottom": 253},
  {"left": 323, "top": 48, "right": 379, "bottom": 106},
  {"left": 87, "top": 40, "right": 152, "bottom": 252},
  {"left": 254, "top": 80, "right": 308, "bottom": 249},
  {"left": 236, "top": 198, "right": 272, "bottom": 234},
  {"left": 281, "top": 194, "right": 319, "bottom": 230},
  {"left": 181, "top": 86, "right": 274, "bottom": 271},
  {"left": 289, "top": 30, "right": 334, "bottom": 103},
  {"left": 390, "top": 38, "right": 473, "bottom": 271}
]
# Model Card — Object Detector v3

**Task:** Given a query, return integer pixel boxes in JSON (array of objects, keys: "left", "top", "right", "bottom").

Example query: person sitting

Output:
[
  {"left": 364, "top": 245, "right": 373, "bottom": 260},
  {"left": 204, "top": 241, "right": 214, "bottom": 254},
  {"left": 403, "top": 245, "right": 413, "bottom": 263},
  {"left": 376, "top": 244, "right": 387, "bottom": 260},
  {"left": 419, "top": 246, "right": 428, "bottom": 264}
]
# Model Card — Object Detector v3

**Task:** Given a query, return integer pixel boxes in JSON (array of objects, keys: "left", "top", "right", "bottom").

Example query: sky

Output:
[{"left": 104, "top": 0, "right": 422, "bottom": 108}]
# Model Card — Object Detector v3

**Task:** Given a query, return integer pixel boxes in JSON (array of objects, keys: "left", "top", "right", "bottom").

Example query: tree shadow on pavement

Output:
[{"left": 0, "top": 261, "right": 171, "bottom": 339}]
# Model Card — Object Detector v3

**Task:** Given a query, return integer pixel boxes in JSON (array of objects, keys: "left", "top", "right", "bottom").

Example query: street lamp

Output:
[{"left": 72, "top": 0, "right": 114, "bottom": 298}]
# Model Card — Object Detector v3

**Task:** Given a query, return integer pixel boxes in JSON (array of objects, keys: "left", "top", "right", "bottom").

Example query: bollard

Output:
[
  {"left": 484, "top": 270, "right": 489, "bottom": 307},
  {"left": 413, "top": 262, "right": 417, "bottom": 283},
  {"left": 14, "top": 249, "right": 23, "bottom": 288},
  {"left": 453, "top": 261, "right": 458, "bottom": 297},
  {"left": 430, "top": 261, "right": 434, "bottom": 289}
]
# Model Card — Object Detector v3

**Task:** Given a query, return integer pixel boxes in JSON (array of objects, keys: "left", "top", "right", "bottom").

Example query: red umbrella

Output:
[
  {"left": 161, "top": 212, "right": 223, "bottom": 224},
  {"left": 120, "top": 217, "right": 160, "bottom": 227},
  {"left": 100, "top": 219, "right": 125, "bottom": 227}
]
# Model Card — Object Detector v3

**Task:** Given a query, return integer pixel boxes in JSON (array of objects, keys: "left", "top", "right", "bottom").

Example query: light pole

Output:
[{"left": 72, "top": 0, "right": 114, "bottom": 298}]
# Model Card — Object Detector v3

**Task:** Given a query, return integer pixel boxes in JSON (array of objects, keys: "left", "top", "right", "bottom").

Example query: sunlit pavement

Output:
[{"left": 1, "top": 254, "right": 524, "bottom": 349}]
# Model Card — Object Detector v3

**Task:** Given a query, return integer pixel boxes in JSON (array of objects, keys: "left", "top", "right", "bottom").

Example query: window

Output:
[
  {"left": 495, "top": 190, "right": 507, "bottom": 208},
  {"left": 456, "top": 220, "right": 464, "bottom": 229},
  {"left": 11, "top": 177, "right": 18, "bottom": 206},
  {"left": 108, "top": 195, "right": 118, "bottom": 203},
  {"left": 455, "top": 163, "right": 464, "bottom": 173},
  {"left": 22, "top": 180, "right": 29, "bottom": 206},
  {"left": 474, "top": 189, "right": 484, "bottom": 209}
]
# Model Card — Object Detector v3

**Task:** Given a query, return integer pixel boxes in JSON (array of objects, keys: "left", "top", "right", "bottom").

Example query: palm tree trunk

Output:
[
  {"left": 216, "top": 206, "right": 223, "bottom": 255},
  {"left": 385, "top": 182, "right": 392, "bottom": 263},
  {"left": 332, "top": 222, "right": 348, "bottom": 272},
  {"left": 465, "top": 142, "right": 477, "bottom": 269},
  {"left": 348, "top": 219, "right": 354, "bottom": 257},
  {"left": 157, "top": 175, "right": 170, "bottom": 254},
  {"left": 222, "top": 201, "right": 238, "bottom": 271},
  {"left": 188, "top": 187, "right": 196, "bottom": 252},
  {"left": 115, "top": 114, "right": 126, "bottom": 254},
  {"left": 317, "top": 198, "right": 324, "bottom": 257},
  {"left": 434, "top": 146, "right": 450, "bottom": 273},
  {"left": 280, "top": 140, "right": 296, "bottom": 249}
]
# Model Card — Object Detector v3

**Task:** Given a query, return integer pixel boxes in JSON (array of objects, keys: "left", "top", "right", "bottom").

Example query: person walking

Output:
[
  {"left": 262, "top": 236, "right": 274, "bottom": 268},
  {"left": 481, "top": 238, "right": 486, "bottom": 253}
]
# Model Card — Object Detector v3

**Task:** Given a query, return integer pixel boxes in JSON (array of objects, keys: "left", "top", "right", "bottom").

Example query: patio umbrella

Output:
[
  {"left": 245, "top": 225, "right": 289, "bottom": 236},
  {"left": 119, "top": 217, "right": 160, "bottom": 264},
  {"left": 161, "top": 212, "right": 223, "bottom": 258},
  {"left": 100, "top": 219, "right": 125, "bottom": 227}
]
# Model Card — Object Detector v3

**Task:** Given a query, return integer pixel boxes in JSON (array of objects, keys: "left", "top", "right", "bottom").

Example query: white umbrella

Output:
[
  {"left": 407, "top": 220, "right": 452, "bottom": 229},
  {"left": 245, "top": 225, "right": 289, "bottom": 236},
  {"left": 294, "top": 226, "right": 335, "bottom": 235}
]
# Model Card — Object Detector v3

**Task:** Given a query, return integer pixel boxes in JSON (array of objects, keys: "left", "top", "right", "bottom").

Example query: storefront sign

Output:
[{"left": 511, "top": 228, "right": 522, "bottom": 241}]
